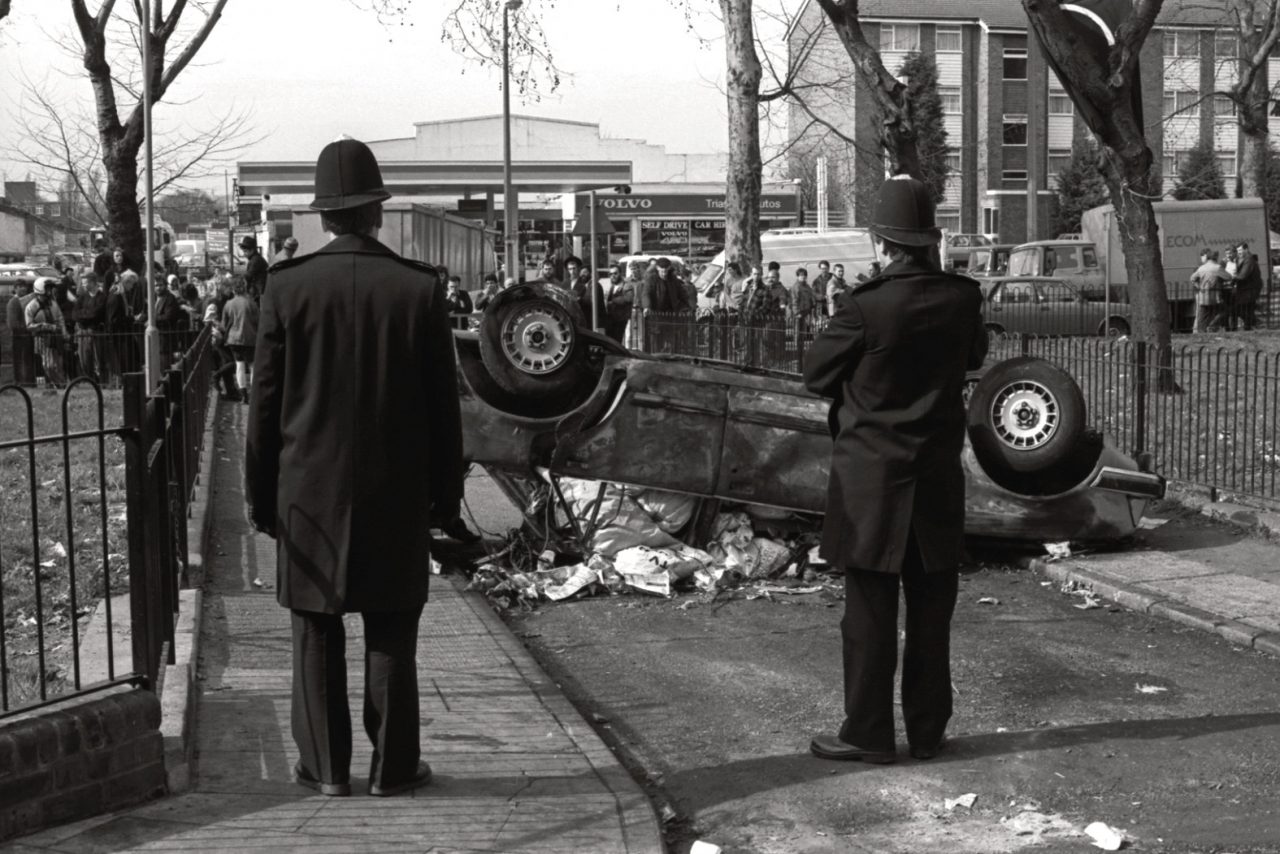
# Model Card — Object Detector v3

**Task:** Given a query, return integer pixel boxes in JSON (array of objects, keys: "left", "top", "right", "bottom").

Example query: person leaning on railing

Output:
[
  {"left": 25, "top": 277, "right": 68, "bottom": 388},
  {"left": 5, "top": 278, "right": 37, "bottom": 385}
]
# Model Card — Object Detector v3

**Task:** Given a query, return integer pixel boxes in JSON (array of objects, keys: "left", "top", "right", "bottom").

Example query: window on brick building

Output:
[
  {"left": 1162, "top": 89, "right": 1200, "bottom": 117},
  {"left": 945, "top": 150, "right": 961, "bottom": 173},
  {"left": 1214, "top": 94, "right": 1237, "bottom": 117},
  {"left": 937, "top": 209, "right": 961, "bottom": 232},
  {"left": 940, "top": 86, "right": 961, "bottom": 113},
  {"left": 983, "top": 206, "right": 1000, "bottom": 235},
  {"left": 1214, "top": 31, "right": 1237, "bottom": 61},
  {"left": 1218, "top": 153, "right": 1237, "bottom": 177},
  {"left": 1002, "top": 115, "right": 1028, "bottom": 145},
  {"left": 1002, "top": 170, "right": 1028, "bottom": 183},
  {"left": 1048, "top": 150, "right": 1072, "bottom": 178},
  {"left": 1049, "top": 92, "right": 1074, "bottom": 114},
  {"left": 937, "top": 27, "right": 962, "bottom": 53},
  {"left": 1003, "top": 49, "right": 1028, "bottom": 80},
  {"left": 1163, "top": 30, "right": 1200, "bottom": 58},
  {"left": 880, "top": 23, "right": 920, "bottom": 53}
]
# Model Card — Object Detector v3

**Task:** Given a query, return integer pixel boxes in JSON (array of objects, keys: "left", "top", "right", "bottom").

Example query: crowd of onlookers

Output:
[
  {"left": 1189, "top": 240, "right": 1264, "bottom": 333},
  {"left": 2, "top": 240, "right": 268, "bottom": 395}
]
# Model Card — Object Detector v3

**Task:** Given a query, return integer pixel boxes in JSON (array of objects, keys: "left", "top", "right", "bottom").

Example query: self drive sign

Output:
[{"left": 207, "top": 231, "right": 229, "bottom": 253}]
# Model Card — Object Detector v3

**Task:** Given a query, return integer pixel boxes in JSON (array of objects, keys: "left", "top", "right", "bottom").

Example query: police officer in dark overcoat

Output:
[
  {"left": 246, "top": 138, "right": 464, "bottom": 797},
  {"left": 802, "top": 175, "right": 988, "bottom": 764}
]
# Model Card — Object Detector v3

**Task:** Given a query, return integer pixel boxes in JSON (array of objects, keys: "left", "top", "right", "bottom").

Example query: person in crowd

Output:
[
  {"left": 717, "top": 261, "right": 747, "bottom": 316},
  {"left": 6, "top": 279, "right": 37, "bottom": 385},
  {"left": 802, "top": 175, "right": 987, "bottom": 766},
  {"left": 444, "top": 275, "right": 474, "bottom": 330},
  {"left": 565, "top": 256, "right": 605, "bottom": 327},
  {"left": 641, "top": 257, "right": 690, "bottom": 314},
  {"left": 25, "top": 277, "right": 68, "bottom": 387},
  {"left": 273, "top": 236, "right": 300, "bottom": 264},
  {"left": 204, "top": 281, "right": 240, "bottom": 401},
  {"left": 604, "top": 262, "right": 634, "bottom": 343},
  {"left": 531, "top": 258, "right": 561, "bottom": 286},
  {"left": 246, "top": 138, "right": 465, "bottom": 799},
  {"left": 156, "top": 273, "right": 186, "bottom": 343},
  {"left": 473, "top": 273, "right": 501, "bottom": 311},
  {"left": 221, "top": 278, "right": 259, "bottom": 400},
  {"left": 73, "top": 270, "right": 108, "bottom": 383},
  {"left": 1231, "top": 240, "right": 1262, "bottom": 332},
  {"left": 181, "top": 283, "right": 204, "bottom": 330},
  {"left": 829, "top": 263, "right": 853, "bottom": 314},
  {"left": 103, "top": 247, "right": 131, "bottom": 292},
  {"left": 786, "top": 266, "right": 820, "bottom": 321},
  {"left": 240, "top": 236, "right": 269, "bottom": 301},
  {"left": 92, "top": 239, "right": 113, "bottom": 280},
  {"left": 812, "top": 260, "right": 833, "bottom": 314},
  {"left": 737, "top": 264, "right": 769, "bottom": 317},
  {"left": 106, "top": 270, "right": 144, "bottom": 377},
  {"left": 1190, "top": 248, "right": 1229, "bottom": 334}
]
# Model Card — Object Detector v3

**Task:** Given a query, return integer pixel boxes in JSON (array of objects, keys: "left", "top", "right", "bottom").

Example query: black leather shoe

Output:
[
  {"left": 293, "top": 761, "right": 351, "bottom": 796},
  {"left": 910, "top": 738, "right": 946, "bottom": 761},
  {"left": 809, "top": 734, "right": 896, "bottom": 764},
  {"left": 369, "top": 760, "right": 433, "bottom": 797}
]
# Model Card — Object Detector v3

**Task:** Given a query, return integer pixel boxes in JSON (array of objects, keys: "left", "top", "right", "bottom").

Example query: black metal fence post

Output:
[
  {"left": 121, "top": 373, "right": 154, "bottom": 688},
  {"left": 1133, "top": 340, "right": 1148, "bottom": 456}
]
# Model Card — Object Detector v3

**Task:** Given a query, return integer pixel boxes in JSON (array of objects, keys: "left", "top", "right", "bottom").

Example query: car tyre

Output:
[
  {"left": 966, "top": 356, "right": 1086, "bottom": 475},
  {"left": 478, "top": 294, "right": 598, "bottom": 405}
]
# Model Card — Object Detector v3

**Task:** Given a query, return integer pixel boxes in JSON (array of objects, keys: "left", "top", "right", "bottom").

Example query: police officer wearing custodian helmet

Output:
[
  {"left": 246, "top": 137, "right": 465, "bottom": 797},
  {"left": 802, "top": 175, "right": 987, "bottom": 764}
]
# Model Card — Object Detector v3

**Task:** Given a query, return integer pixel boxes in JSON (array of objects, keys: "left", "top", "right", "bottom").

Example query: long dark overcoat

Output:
[
  {"left": 802, "top": 257, "right": 987, "bottom": 574},
  {"left": 245, "top": 233, "right": 464, "bottom": 614}
]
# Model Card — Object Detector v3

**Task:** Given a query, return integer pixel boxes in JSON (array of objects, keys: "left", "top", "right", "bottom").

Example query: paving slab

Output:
[{"left": 1, "top": 400, "right": 662, "bottom": 854}]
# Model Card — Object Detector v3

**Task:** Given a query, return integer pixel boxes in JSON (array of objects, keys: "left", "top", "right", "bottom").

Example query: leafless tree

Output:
[
  {"left": 1024, "top": 0, "right": 1176, "bottom": 372},
  {"left": 36, "top": 0, "right": 237, "bottom": 269},
  {"left": 10, "top": 70, "right": 256, "bottom": 235}
]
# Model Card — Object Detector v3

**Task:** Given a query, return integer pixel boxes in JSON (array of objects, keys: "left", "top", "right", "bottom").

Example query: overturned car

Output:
[{"left": 456, "top": 282, "right": 1165, "bottom": 547}]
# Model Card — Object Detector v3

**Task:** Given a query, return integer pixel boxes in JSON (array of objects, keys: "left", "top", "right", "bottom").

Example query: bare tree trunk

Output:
[
  {"left": 720, "top": 0, "right": 763, "bottom": 273},
  {"left": 103, "top": 136, "right": 145, "bottom": 268},
  {"left": 1238, "top": 69, "right": 1270, "bottom": 201}
]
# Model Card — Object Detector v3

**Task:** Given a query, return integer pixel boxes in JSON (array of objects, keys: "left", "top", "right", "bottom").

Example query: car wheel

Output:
[
  {"left": 966, "top": 356, "right": 1086, "bottom": 475},
  {"left": 479, "top": 295, "right": 597, "bottom": 403},
  {"left": 1098, "top": 317, "right": 1130, "bottom": 337},
  {"left": 984, "top": 322, "right": 1005, "bottom": 336}
]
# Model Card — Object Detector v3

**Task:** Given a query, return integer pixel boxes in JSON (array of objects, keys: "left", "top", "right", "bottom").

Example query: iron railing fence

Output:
[
  {"left": 0, "top": 325, "right": 213, "bottom": 718},
  {"left": 632, "top": 311, "right": 1280, "bottom": 501},
  {"left": 2, "top": 328, "right": 201, "bottom": 389}
]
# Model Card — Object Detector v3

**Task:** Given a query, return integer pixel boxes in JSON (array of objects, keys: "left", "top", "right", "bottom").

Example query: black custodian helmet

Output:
[
  {"left": 869, "top": 175, "right": 943, "bottom": 247},
  {"left": 310, "top": 137, "right": 393, "bottom": 211}
]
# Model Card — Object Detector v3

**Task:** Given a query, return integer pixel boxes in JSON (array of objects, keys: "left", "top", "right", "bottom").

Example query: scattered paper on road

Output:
[
  {"left": 1075, "top": 591, "right": 1103, "bottom": 610},
  {"left": 1044, "top": 541, "right": 1072, "bottom": 560},
  {"left": 945, "top": 793, "right": 978, "bottom": 810},
  {"left": 1137, "top": 517, "right": 1168, "bottom": 529},
  {"left": 1084, "top": 820, "right": 1125, "bottom": 850},
  {"left": 1135, "top": 684, "right": 1168, "bottom": 694},
  {"left": 689, "top": 842, "right": 723, "bottom": 854},
  {"left": 977, "top": 597, "right": 1000, "bottom": 606}
]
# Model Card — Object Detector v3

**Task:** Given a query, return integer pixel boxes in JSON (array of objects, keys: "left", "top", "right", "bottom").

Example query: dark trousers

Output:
[
  {"left": 290, "top": 606, "right": 424, "bottom": 787},
  {"left": 840, "top": 531, "right": 959, "bottom": 752}
]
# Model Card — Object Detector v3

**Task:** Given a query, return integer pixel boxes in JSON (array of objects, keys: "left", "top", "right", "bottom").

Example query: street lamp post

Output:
[
  {"left": 502, "top": 0, "right": 523, "bottom": 282},
  {"left": 141, "top": 1, "right": 160, "bottom": 392}
]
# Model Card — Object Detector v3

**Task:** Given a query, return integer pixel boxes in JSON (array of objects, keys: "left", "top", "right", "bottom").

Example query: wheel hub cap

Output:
[
  {"left": 991, "top": 380, "right": 1058, "bottom": 450},
  {"left": 501, "top": 305, "right": 573, "bottom": 375}
]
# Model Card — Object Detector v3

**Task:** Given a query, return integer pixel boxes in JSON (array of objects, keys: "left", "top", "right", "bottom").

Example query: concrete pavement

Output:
[
  {"left": 3, "top": 400, "right": 662, "bottom": 854},
  {"left": 1032, "top": 496, "right": 1280, "bottom": 659}
]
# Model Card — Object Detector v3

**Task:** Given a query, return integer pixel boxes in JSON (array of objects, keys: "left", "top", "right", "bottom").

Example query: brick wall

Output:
[{"left": 0, "top": 689, "right": 166, "bottom": 842}]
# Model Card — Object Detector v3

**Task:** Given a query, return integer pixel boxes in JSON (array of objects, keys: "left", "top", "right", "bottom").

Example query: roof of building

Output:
[{"left": 800, "top": 0, "right": 1233, "bottom": 31}]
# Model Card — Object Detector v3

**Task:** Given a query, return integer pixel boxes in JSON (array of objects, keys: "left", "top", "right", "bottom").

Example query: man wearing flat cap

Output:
[
  {"left": 240, "top": 234, "right": 269, "bottom": 301},
  {"left": 802, "top": 174, "right": 987, "bottom": 765},
  {"left": 246, "top": 137, "right": 464, "bottom": 798}
]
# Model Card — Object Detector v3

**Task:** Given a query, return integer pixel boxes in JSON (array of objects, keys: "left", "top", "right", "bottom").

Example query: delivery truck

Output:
[{"left": 1080, "top": 197, "right": 1269, "bottom": 331}]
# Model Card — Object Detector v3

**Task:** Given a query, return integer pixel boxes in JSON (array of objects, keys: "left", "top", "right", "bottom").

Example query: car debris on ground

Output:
[{"left": 464, "top": 478, "right": 840, "bottom": 609}]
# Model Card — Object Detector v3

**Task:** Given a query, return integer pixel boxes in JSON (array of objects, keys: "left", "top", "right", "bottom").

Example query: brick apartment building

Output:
[{"left": 786, "top": 0, "right": 1259, "bottom": 244}]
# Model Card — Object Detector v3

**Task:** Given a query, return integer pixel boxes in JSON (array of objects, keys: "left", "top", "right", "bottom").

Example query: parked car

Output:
[
  {"left": 983, "top": 277, "right": 1130, "bottom": 337},
  {"left": 0, "top": 263, "right": 60, "bottom": 299},
  {"left": 456, "top": 285, "right": 1164, "bottom": 547},
  {"left": 966, "top": 244, "right": 1016, "bottom": 278},
  {"left": 948, "top": 234, "right": 993, "bottom": 248},
  {"left": 1006, "top": 240, "right": 1106, "bottom": 299}
]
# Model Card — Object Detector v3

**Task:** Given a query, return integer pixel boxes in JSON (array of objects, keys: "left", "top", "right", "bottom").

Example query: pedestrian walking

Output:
[
  {"left": 245, "top": 137, "right": 465, "bottom": 798},
  {"left": 221, "top": 278, "right": 259, "bottom": 400},
  {"left": 802, "top": 175, "right": 987, "bottom": 764},
  {"left": 204, "top": 282, "right": 241, "bottom": 401}
]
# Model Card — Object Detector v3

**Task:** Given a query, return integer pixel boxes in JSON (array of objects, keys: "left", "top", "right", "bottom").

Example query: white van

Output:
[{"left": 693, "top": 227, "right": 881, "bottom": 309}]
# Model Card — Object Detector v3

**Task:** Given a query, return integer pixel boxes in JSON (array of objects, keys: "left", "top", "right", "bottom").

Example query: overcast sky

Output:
[{"left": 0, "top": 0, "right": 766, "bottom": 199}]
